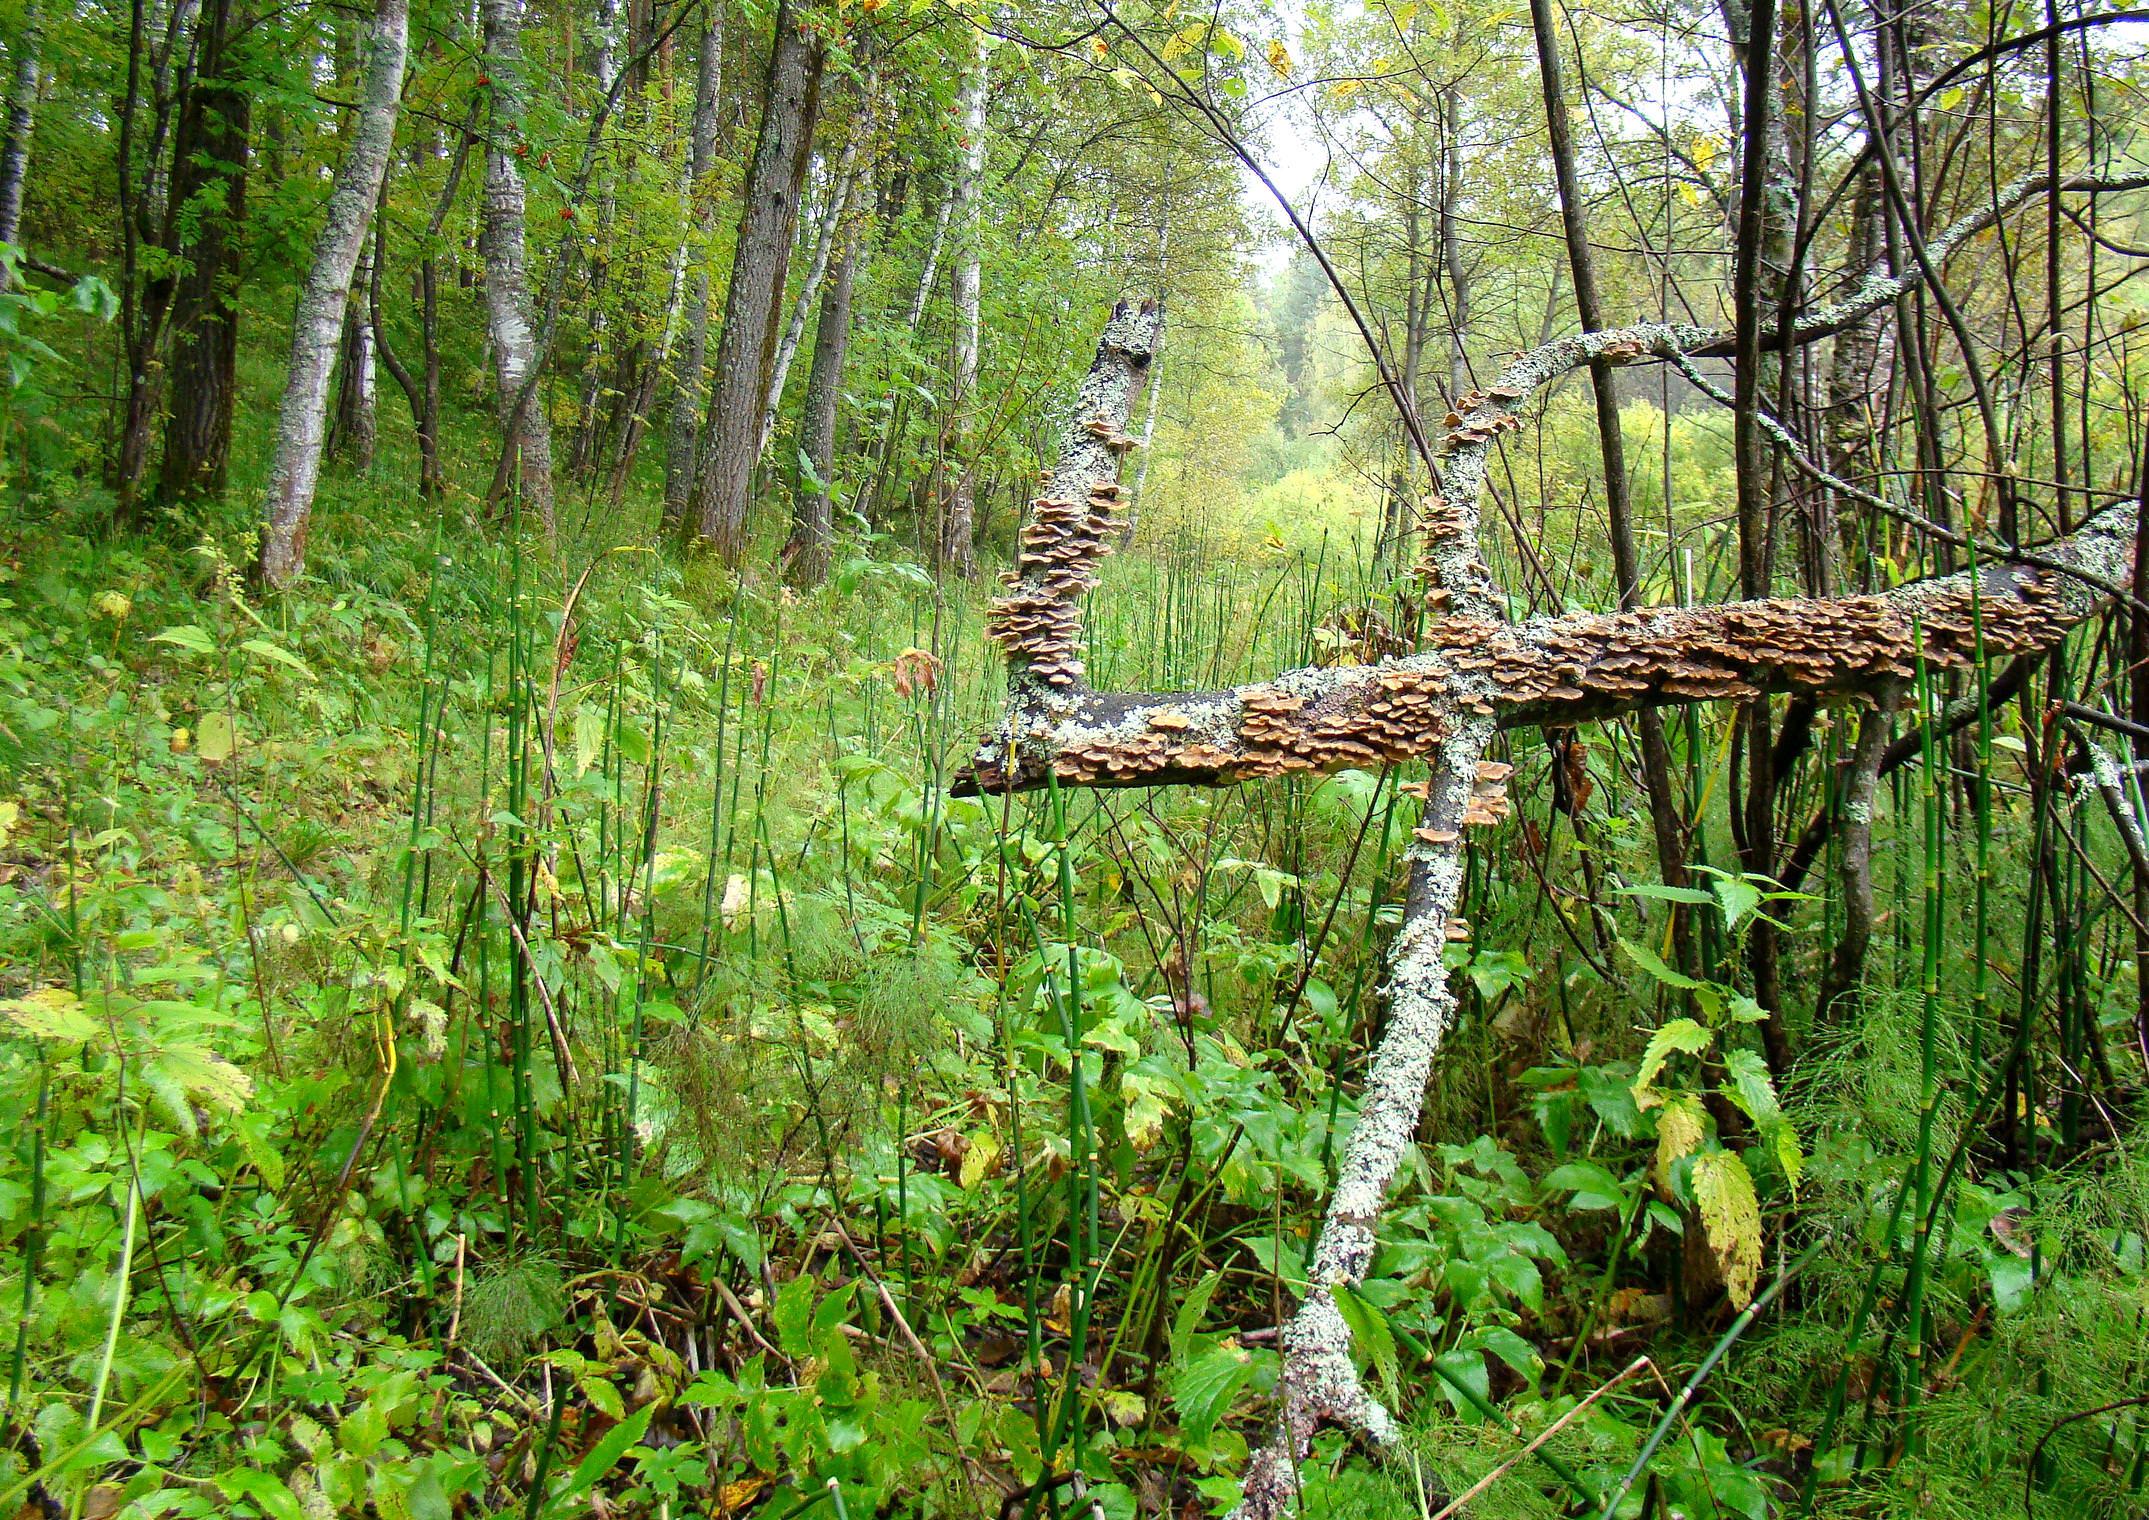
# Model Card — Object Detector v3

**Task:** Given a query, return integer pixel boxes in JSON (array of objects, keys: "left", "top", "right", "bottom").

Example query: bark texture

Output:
[
  {"left": 935, "top": 34, "right": 987, "bottom": 579},
  {"left": 255, "top": 0, "right": 408, "bottom": 588},
  {"left": 328, "top": 254, "right": 378, "bottom": 471},
  {"left": 0, "top": 0, "right": 42, "bottom": 254},
  {"left": 761, "top": 130, "right": 860, "bottom": 456},
  {"left": 481, "top": 0, "right": 553, "bottom": 531},
  {"left": 783, "top": 204, "right": 858, "bottom": 587},
  {"left": 659, "top": 15, "right": 722, "bottom": 532},
  {"left": 154, "top": 0, "right": 251, "bottom": 508},
  {"left": 685, "top": 0, "right": 823, "bottom": 559}
]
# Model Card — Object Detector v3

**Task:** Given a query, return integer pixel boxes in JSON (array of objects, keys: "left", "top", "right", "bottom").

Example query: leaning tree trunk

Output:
[
  {"left": 935, "top": 34, "right": 987, "bottom": 579},
  {"left": 481, "top": 0, "right": 553, "bottom": 532},
  {"left": 783, "top": 204, "right": 858, "bottom": 588},
  {"left": 685, "top": 0, "right": 823, "bottom": 559},
  {"left": 254, "top": 0, "right": 408, "bottom": 587},
  {"left": 658, "top": 14, "right": 723, "bottom": 534},
  {"left": 0, "top": 0, "right": 43, "bottom": 261},
  {"left": 154, "top": 0, "right": 252, "bottom": 509}
]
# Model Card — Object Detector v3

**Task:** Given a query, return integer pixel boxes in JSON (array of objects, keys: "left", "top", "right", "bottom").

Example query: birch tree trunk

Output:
[
  {"left": 0, "top": 0, "right": 43, "bottom": 258},
  {"left": 659, "top": 14, "right": 722, "bottom": 534},
  {"left": 255, "top": 0, "right": 408, "bottom": 587},
  {"left": 481, "top": 0, "right": 553, "bottom": 532},
  {"left": 783, "top": 204, "right": 858, "bottom": 588},
  {"left": 904, "top": 175, "right": 952, "bottom": 328},
  {"left": 328, "top": 243, "right": 378, "bottom": 469},
  {"left": 685, "top": 0, "right": 823, "bottom": 560},
  {"left": 1116, "top": 218, "right": 1166, "bottom": 550},
  {"left": 566, "top": 0, "right": 623, "bottom": 477},
  {"left": 934, "top": 33, "right": 987, "bottom": 580}
]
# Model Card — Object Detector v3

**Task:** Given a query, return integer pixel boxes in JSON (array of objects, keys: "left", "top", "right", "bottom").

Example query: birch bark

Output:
[
  {"left": 934, "top": 32, "right": 987, "bottom": 579},
  {"left": 0, "top": 0, "right": 43, "bottom": 257},
  {"left": 255, "top": 0, "right": 408, "bottom": 587},
  {"left": 481, "top": 0, "right": 554, "bottom": 532}
]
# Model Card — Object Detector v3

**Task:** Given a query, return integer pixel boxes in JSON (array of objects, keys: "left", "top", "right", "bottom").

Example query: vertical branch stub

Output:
[{"left": 985, "top": 299, "right": 1164, "bottom": 722}]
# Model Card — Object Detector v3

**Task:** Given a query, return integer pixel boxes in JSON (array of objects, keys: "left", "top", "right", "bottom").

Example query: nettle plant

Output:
[
  {"left": 956, "top": 254, "right": 2145, "bottom": 1514},
  {"left": 1614, "top": 869, "right": 1812, "bottom": 1310}
]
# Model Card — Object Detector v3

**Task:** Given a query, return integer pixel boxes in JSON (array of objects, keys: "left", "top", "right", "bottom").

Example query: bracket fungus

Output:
[{"left": 958, "top": 192, "right": 2146, "bottom": 1512}]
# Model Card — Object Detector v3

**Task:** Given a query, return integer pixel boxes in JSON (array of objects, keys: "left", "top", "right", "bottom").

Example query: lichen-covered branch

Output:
[
  {"left": 983, "top": 298, "right": 1164, "bottom": 704},
  {"left": 1235, "top": 726, "right": 1490, "bottom": 1519}
]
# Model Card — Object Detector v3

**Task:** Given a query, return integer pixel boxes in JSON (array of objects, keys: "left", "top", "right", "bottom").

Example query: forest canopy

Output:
[{"left": 1, "top": 0, "right": 2149, "bottom": 1515}]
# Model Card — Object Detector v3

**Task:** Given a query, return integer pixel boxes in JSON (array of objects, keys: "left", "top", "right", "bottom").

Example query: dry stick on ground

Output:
[{"left": 960, "top": 169, "right": 2149, "bottom": 1520}]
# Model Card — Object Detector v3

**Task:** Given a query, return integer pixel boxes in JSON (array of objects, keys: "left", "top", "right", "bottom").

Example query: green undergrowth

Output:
[{"left": 0, "top": 484, "right": 2144, "bottom": 1520}]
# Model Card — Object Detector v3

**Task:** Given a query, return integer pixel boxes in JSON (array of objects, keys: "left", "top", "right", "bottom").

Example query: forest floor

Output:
[{"left": 2, "top": 398, "right": 2147, "bottom": 1520}]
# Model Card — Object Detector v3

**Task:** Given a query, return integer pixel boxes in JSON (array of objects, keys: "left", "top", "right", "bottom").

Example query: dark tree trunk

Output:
[
  {"left": 685, "top": 0, "right": 823, "bottom": 559},
  {"left": 1529, "top": 0, "right": 1697, "bottom": 975},
  {"left": 660, "top": 14, "right": 722, "bottom": 532},
  {"left": 155, "top": 0, "right": 251, "bottom": 509},
  {"left": 784, "top": 217, "right": 857, "bottom": 587}
]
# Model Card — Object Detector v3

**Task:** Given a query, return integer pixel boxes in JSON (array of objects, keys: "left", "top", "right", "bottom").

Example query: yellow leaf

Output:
[
  {"left": 1124, "top": 1080, "right": 1171, "bottom": 1150},
  {"left": 1267, "top": 38, "right": 1291, "bottom": 77},
  {"left": 2, "top": 987, "right": 99, "bottom": 1043},
  {"left": 1691, "top": 1149, "right": 1762, "bottom": 1308},
  {"left": 719, "top": 1475, "right": 767, "bottom": 1513},
  {"left": 1654, "top": 1093, "right": 1706, "bottom": 1184},
  {"left": 197, "top": 711, "right": 236, "bottom": 764},
  {"left": 959, "top": 1132, "right": 1002, "bottom": 1189}
]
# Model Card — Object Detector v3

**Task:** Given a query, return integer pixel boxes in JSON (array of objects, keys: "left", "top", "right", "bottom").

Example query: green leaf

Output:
[
  {"left": 1722, "top": 1048, "right": 1802, "bottom": 1193},
  {"left": 1171, "top": 1269, "right": 1222, "bottom": 1366},
  {"left": 1430, "top": 1347, "right": 1492, "bottom": 1421},
  {"left": 1631, "top": 1017, "right": 1713, "bottom": 1101},
  {"left": 1617, "top": 883, "right": 1715, "bottom": 906},
  {"left": 216, "top": 1468, "right": 310, "bottom": 1520},
  {"left": 1468, "top": 948, "right": 1530, "bottom": 998},
  {"left": 1330, "top": 1283, "right": 1400, "bottom": 1401},
  {"left": 773, "top": 1272, "right": 816, "bottom": 1357},
  {"left": 1709, "top": 873, "right": 1762, "bottom": 933},
  {"left": 1461, "top": 1323, "right": 1542, "bottom": 1380},
  {"left": 544, "top": 1403, "right": 653, "bottom": 1514},
  {"left": 1618, "top": 935, "right": 1705, "bottom": 991},
  {"left": 240, "top": 637, "right": 317, "bottom": 681},
  {"left": 1544, "top": 1160, "right": 1628, "bottom": 1212},
  {"left": 1173, "top": 1345, "right": 1254, "bottom": 1445},
  {"left": 574, "top": 705, "right": 605, "bottom": 776},
  {"left": 196, "top": 711, "right": 236, "bottom": 763},
  {"left": 150, "top": 623, "right": 217, "bottom": 655}
]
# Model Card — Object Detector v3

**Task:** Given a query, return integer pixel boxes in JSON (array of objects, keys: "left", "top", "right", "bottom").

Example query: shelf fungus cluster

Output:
[
  {"left": 986, "top": 475, "right": 1131, "bottom": 687},
  {"left": 950, "top": 286, "right": 2146, "bottom": 1520},
  {"left": 1437, "top": 394, "right": 1525, "bottom": 457}
]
